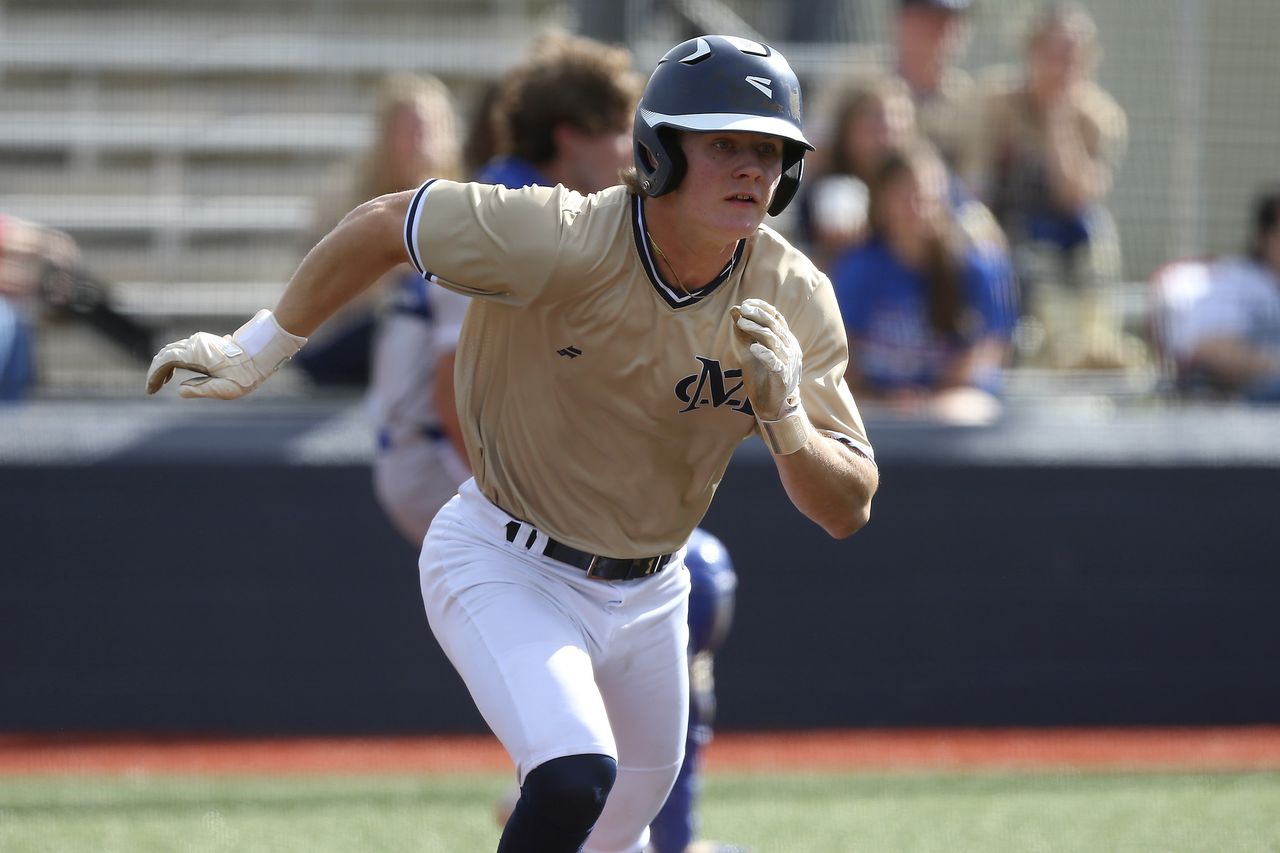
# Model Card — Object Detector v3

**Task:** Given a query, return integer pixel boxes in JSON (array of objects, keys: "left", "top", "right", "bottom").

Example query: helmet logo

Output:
[
  {"left": 679, "top": 37, "right": 712, "bottom": 64},
  {"left": 745, "top": 75, "right": 773, "bottom": 98},
  {"left": 722, "top": 36, "right": 769, "bottom": 56}
]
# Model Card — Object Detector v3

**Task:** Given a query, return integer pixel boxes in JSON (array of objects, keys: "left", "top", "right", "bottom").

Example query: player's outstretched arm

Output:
[
  {"left": 730, "top": 298, "right": 878, "bottom": 538},
  {"left": 146, "top": 191, "right": 415, "bottom": 399}
]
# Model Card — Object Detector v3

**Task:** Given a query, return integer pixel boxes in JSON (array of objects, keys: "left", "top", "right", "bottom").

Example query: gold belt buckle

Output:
[{"left": 584, "top": 554, "right": 607, "bottom": 581}]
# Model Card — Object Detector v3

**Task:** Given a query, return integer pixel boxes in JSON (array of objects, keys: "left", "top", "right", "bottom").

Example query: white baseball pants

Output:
[{"left": 419, "top": 479, "right": 691, "bottom": 853}]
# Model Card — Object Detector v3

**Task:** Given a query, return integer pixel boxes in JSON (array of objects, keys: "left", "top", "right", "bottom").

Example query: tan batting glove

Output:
[
  {"left": 145, "top": 308, "right": 307, "bottom": 399},
  {"left": 729, "top": 298, "right": 815, "bottom": 455}
]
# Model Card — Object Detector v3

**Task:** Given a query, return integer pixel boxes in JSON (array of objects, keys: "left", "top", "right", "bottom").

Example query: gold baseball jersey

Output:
[{"left": 404, "top": 180, "right": 873, "bottom": 558}]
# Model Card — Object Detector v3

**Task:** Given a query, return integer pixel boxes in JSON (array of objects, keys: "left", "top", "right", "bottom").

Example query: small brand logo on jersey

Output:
[
  {"left": 745, "top": 75, "right": 773, "bottom": 98},
  {"left": 557, "top": 346, "right": 582, "bottom": 359},
  {"left": 675, "top": 357, "right": 754, "bottom": 416}
]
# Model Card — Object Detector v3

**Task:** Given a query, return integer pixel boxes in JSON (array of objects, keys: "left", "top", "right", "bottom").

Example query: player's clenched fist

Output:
[
  {"left": 729, "top": 298, "right": 813, "bottom": 455},
  {"left": 145, "top": 308, "right": 307, "bottom": 399},
  {"left": 729, "top": 298, "right": 802, "bottom": 419}
]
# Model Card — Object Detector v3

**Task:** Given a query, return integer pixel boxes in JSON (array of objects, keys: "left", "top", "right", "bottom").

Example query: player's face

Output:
[
  {"left": 673, "top": 131, "right": 784, "bottom": 241},
  {"left": 561, "top": 119, "right": 633, "bottom": 193}
]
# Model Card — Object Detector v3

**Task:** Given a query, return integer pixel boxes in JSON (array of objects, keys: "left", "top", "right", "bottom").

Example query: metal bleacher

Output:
[
  {"left": 0, "top": 0, "right": 556, "bottom": 393},
  {"left": 2, "top": 0, "right": 1164, "bottom": 403}
]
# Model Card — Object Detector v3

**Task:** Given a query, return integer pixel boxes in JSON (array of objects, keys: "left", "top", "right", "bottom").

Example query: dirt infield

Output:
[{"left": 2, "top": 727, "right": 1279, "bottom": 776}]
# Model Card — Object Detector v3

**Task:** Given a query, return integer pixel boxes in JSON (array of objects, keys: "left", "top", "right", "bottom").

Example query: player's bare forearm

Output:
[
  {"left": 274, "top": 191, "right": 416, "bottom": 337},
  {"left": 772, "top": 431, "right": 877, "bottom": 539}
]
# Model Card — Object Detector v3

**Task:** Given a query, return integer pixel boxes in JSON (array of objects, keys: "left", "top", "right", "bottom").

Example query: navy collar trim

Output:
[{"left": 630, "top": 194, "right": 744, "bottom": 309}]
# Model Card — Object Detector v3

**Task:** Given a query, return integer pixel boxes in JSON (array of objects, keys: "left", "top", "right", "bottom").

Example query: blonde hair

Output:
[{"left": 358, "top": 73, "right": 463, "bottom": 201}]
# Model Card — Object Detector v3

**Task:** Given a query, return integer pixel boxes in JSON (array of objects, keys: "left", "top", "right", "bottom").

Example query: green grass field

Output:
[{"left": 1, "top": 769, "right": 1278, "bottom": 852}]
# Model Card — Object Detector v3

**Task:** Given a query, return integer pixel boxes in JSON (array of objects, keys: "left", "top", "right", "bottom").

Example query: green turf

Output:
[{"left": 0, "top": 770, "right": 1277, "bottom": 852}]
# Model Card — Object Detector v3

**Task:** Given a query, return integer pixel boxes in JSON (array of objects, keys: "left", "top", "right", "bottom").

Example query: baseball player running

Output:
[
  {"left": 147, "top": 35, "right": 878, "bottom": 853},
  {"left": 473, "top": 34, "right": 746, "bottom": 853}
]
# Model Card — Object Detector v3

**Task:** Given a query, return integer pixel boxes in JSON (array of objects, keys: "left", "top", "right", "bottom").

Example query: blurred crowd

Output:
[
  {"left": 796, "top": 0, "right": 1144, "bottom": 424},
  {"left": 2, "top": 0, "right": 1278, "bottom": 415}
]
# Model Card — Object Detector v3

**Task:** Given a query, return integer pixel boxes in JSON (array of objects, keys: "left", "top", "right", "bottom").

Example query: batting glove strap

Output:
[
  {"left": 145, "top": 308, "right": 307, "bottom": 399},
  {"left": 757, "top": 403, "right": 815, "bottom": 456},
  {"left": 234, "top": 308, "right": 308, "bottom": 373}
]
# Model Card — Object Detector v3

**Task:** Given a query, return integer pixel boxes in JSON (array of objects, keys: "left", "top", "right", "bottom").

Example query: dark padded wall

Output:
[
  {"left": 701, "top": 462, "right": 1280, "bottom": 729},
  {"left": 2, "top": 457, "right": 1277, "bottom": 733}
]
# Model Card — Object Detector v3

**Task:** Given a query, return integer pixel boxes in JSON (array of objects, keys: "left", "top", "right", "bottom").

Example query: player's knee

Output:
[{"left": 521, "top": 753, "right": 617, "bottom": 831}]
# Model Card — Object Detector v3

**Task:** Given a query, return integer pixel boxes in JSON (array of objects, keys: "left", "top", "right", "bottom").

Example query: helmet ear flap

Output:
[
  {"left": 767, "top": 148, "right": 805, "bottom": 217},
  {"left": 634, "top": 119, "right": 687, "bottom": 198},
  {"left": 654, "top": 127, "right": 687, "bottom": 196}
]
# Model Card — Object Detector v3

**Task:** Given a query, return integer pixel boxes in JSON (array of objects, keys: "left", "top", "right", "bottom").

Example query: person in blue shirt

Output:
[
  {"left": 474, "top": 33, "right": 635, "bottom": 196},
  {"left": 832, "top": 141, "right": 1016, "bottom": 422}
]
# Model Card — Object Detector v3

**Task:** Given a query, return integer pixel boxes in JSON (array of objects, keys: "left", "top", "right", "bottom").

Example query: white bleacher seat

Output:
[
  {"left": 0, "top": 194, "right": 314, "bottom": 235},
  {"left": 0, "top": 112, "right": 373, "bottom": 156},
  {"left": 0, "top": 11, "right": 536, "bottom": 77}
]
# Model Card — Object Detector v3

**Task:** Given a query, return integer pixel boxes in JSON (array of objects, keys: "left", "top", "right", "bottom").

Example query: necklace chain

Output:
[{"left": 647, "top": 233, "right": 688, "bottom": 294}]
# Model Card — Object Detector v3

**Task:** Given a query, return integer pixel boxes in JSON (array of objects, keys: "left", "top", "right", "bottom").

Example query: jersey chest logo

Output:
[{"left": 674, "top": 357, "right": 755, "bottom": 416}]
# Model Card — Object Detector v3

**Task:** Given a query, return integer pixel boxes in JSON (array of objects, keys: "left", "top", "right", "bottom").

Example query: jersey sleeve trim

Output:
[{"left": 403, "top": 179, "right": 437, "bottom": 277}]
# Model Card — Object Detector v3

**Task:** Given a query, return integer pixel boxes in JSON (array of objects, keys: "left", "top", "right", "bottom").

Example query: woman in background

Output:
[
  {"left": 294, "top": 73, "right": 463, "bottom": 387},
  {"left": 296, "top": 74, "right": 470, "bottom": 540},
  {"left": 832, "top": 142, "right": 1016, "bottom": 423},
  {"left": 798, "top": 74, "right": 916, "bottom": 273}
]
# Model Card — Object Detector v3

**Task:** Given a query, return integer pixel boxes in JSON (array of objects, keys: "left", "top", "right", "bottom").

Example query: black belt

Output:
[{"left": 504, "top": 520, "right": 676, "bottom": 582}]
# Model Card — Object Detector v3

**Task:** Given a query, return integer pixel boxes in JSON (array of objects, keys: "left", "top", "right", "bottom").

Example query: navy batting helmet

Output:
[
  {"left": 633, "top": 35, "right": 814, "bottom": 216},
  {"left": 684, "top": 528, "right": 737, "bottom": 656}
]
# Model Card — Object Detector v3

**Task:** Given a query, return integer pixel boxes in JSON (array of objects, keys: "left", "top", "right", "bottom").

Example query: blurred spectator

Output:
[
  {"left": 476, "top": 32, "right": 636, "bottom": 193},
  {"left": 969, "top": 1, "right": 1141, "bottom": 370},
  {"left": 369, "top": 35, "right": 642, "bottom": 545},
  {"left": 892, "top": 0, "right": 980, "bottom": 172},
  {"left": 798, "top": 73, "right": 917, "bottom": 271},
  {"left": 340, "top": 73, "right": 471, "bottom": 542},
  {"left": 800, "top": 70, "right": 1012, "bottom": 282},
  {"left": 1156, "top": 187, "right": 1280, "bottom": 401},
  {"left": 0, "top": 215, "right": 78, "bottom": 399},
  {"left": 831, "top": 142, "right": 1016, "bottom": 424},
  {"left": 462, "top": 80, "right": 503, "bottom": 178},
  {"left": 294, "top": 73, "right": 463, "bottom": 386},
  {"left": 1, "top": 214, "right": 156, "bottom": 400}
]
